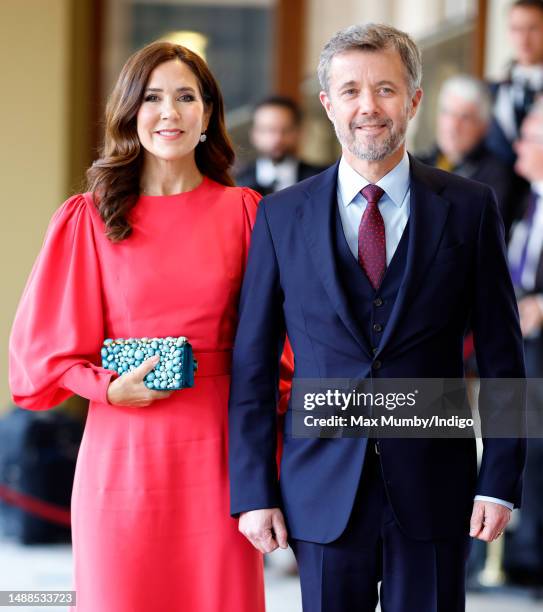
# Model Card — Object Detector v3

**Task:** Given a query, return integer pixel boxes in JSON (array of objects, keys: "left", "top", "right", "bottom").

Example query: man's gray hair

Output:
[
  {"left": 438, "top": 74, "right": 492, "bottom": 123},
  {"left": 318, "top": 23, "right": 422, "bottom": 95}
]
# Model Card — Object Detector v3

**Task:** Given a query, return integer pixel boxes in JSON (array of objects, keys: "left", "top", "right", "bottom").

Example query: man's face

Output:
[
  {"left": 250, "top": 105, "right": 300, "bottom": 162},
  {"left": 319, "top": 47, "right": 422, "bottom": 163},
  {"left": 515, "top": 113, "right": 543, "bottom": 180},
  {"left": 508, "top": 6, "right": 543, "bottom": 66},
  {"left": 436, "top": 93, "right": 488, "bottom": 161}
]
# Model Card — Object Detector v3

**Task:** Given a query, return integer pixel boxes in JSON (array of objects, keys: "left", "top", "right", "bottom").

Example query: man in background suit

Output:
[
  {"left": 503, "top": 101, "right": 543, "bottom": 594},
  {"left": 229, "top": 23, "right": 526, "bottom": 612},
  {"left": 420, "top": 74, "right": 518, "bottom": 236},
  {"left": 487, "top": 0, "right": 543, "bottom": 164},
  {"left": 236, "top": 96, "right": 325, "bottom": 195}
]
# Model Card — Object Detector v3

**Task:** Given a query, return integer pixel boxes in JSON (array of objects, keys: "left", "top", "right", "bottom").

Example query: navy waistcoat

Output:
[{"left": 333, "top": 202, "right": 410, "bottom": 353}]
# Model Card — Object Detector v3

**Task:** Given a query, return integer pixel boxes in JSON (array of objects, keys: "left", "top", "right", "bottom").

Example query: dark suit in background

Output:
[
  {"left": 486, "top": 70, "right": 543, "bottom": 165},
  {"left": 236, "top": 95, "right": 327, "bottom": 195},
  {"left": 418, "top": 143, "right": 521, "bottom": 238},
  {"left": 236, "top": 158, "right": 325, "bottom": 196}
]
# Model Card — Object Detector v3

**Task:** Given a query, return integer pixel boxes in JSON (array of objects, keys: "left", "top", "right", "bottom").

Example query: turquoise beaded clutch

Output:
[{"left": 101, "top": 336, "right": 197, "bottom": 390}]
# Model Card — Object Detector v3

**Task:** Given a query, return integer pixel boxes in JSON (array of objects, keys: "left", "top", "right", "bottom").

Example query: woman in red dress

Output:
[{"left": 9, "top": 42, "right": 268, "bottom": 612}]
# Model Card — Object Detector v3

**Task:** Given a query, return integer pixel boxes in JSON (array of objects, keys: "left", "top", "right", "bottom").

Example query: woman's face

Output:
[{"left": 136, "top": 59, "right": 210, "bottom": 163}]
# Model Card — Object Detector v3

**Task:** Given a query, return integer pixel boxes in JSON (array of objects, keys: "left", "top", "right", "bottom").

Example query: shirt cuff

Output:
[
  {"left": 474, "top": 495, "right": 514, "bottom": 510},
  {"left": 61, "top": 362, "right": 117, "bottom": 405},
  {"left": 535, "top": 294, "right": 543, "bottom": 319}
]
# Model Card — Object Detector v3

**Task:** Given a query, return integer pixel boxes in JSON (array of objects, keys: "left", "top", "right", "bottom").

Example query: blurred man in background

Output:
[
  {"left": 487, "top": 0, "right": 543, "bottom": 164},
  {"left": 420, "top": 74, "right": 518, "bottom": 236},
  {"left": 504, "top": 100, "right": 543, "bottom": 598},
  {"left": 236, "top": 96, "right": 325, "bottom": 195}
]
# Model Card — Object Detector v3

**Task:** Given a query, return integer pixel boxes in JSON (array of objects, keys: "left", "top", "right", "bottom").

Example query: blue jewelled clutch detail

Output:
[{"left": 101, "top": 336, "right": 197, "bottom": 390}]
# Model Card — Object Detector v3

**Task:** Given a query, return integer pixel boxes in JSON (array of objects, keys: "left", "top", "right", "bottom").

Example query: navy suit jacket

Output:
[{"left": 229, "top": 155, "right": 526, "bottom": 543}]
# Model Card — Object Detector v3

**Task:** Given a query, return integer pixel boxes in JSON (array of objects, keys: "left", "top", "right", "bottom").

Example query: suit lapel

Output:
[
  {"left": 299, "top": 163, "right": 373, "bottom": 357},
  {"left": 377, "top": 156, "right": 451, "bottom": 353},
  {"left": 298, "top": 157, "right": 451, "bottom": 358}
]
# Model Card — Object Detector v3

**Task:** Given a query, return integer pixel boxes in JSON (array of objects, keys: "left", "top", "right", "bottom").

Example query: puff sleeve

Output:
[
  {"left": 240, "top": 187, "right": 294, "bottom": 452},
  {"left": 9, "top": 194, "right": 115, "bottom": 409},
  {"left": 240, "top": 186, "right": 260, "bottom": 233}
]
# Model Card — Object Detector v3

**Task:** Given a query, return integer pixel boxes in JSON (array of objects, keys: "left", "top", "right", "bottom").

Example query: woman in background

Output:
[{"left": 9, "top": 42, "right": 267, "bottom": 612}]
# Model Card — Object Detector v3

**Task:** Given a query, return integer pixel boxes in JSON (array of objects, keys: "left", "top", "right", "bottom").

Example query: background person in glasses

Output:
[{"left": 419, "top": 74, "right": 518, "bottom": 238}]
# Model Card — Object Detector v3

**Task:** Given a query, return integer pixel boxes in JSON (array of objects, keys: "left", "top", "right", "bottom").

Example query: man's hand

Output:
[
  {"left": 238, "top": 508, "right": 288, "bottom": 553},
  {"left": 469, "top": 500, "right": 511, "bottom": 542},
  {"left": 518, "top": 295, "right": 543, "bottom": 337}
]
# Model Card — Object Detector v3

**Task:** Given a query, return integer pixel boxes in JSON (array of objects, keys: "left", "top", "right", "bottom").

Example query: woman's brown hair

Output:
[{"left": 86, "top": 41, "right": 235, "bottom": 242}]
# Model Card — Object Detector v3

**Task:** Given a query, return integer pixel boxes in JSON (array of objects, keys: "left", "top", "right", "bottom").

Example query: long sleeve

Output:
[
  {"left": 240, "top": 186, "right": 294, "bottom": 476},
  {"left": 229, "top": 200, "right": 286, "bottom": 515},
  {"left": 472, "top": 187, "right": 526, "bottom": 507},
  {"left": 241, "top": 185, "right": 294, "bottom": 412},
  {"left": 9, "top": 194, "right": 115, "bottom": 410}
]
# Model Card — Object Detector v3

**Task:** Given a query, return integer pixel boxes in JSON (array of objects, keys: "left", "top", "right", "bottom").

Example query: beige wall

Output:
[
  {"left": 1, "top": 1, "right": 71, "bottom": 409},
  {"left": 305, "top": 0, "right": 395, "bottom": 78},
  {"left": 485, "top": 0, "right": 512, "bottom": 81}
]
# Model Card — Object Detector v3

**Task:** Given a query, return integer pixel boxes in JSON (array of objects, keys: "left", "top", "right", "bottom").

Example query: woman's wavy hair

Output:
[{"left": 86, "top": 41, "right": 235, "bottom": 242}]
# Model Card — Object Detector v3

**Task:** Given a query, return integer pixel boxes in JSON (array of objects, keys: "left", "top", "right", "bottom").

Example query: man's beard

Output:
[{"left": 333, "top": 113, "right": 408, "bottom": 161}]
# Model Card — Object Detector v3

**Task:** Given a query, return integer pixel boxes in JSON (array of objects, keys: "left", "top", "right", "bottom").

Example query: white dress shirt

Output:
[
  {"left": 494, "top": 64, "right": 543, "bottom": 141},
  {"left": 337, "top": 152, "right": 410, "bottom": 262},
  {"left": 336, "top": 153, "right": 514, "bottom": 511},
  {"left": 256, "top": 157, "right": 299, "bottom": 192}
]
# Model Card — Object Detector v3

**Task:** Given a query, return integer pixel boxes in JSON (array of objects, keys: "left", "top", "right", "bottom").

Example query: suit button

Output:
[
  {"left": 373, "top": 297, "right": 384, "bottom": 307},
  {"left": 373, "top": 360, "right": 382, "bottom": 370},
  {"left": 373, "top": 323, "right": 383, "bottom": 333},
  {"left": 372, "top": 347, "right": 378, "bottom": 355}
]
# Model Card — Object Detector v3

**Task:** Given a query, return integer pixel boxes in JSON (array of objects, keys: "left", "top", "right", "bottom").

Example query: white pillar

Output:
[
  {"left": 485, "top": 0, "right": 513, "bottom": 81},
  {"left": 305, "top": 0, "right": 395, "bottom": 77},
  {"left": 394, "top": 0, "right": 445, "bottom": 38}
]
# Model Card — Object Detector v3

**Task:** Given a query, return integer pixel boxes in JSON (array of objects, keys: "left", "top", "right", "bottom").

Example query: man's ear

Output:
[
  {"left": 409, "top": 88, "right": 423, "bottom": 119},
  {"left": 319, "top": 90, "right": 335, "bottom": 122}
]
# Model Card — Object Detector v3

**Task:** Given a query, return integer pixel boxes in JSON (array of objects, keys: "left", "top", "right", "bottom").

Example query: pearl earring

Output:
[{"left": 199, "top": 133, "right": 207, "bottom": 143}]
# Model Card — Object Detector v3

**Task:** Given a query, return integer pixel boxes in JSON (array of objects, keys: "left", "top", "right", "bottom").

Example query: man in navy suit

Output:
[{"left": 229, "top": 23, "right": 526, "bottom": 612}]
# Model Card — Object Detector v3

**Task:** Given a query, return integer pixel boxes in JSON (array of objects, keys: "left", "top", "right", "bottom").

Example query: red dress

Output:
[{"left": 9, "top": 178, "right": 265, "bottom": 612}]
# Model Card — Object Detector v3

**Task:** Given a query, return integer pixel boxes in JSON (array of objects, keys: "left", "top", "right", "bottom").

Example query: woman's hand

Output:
[{"left": 106, "top": 356, "right": 173, "bottom": 407}]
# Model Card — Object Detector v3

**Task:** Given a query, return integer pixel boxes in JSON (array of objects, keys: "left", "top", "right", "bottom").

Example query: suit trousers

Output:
[{"left": 289, "top": 445, "right": 471, "bottom": 612}]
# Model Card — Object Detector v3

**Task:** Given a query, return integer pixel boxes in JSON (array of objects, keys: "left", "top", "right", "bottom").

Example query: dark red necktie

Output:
[{"left": 358, "top": 184, "right": 386, "bottom": 290}]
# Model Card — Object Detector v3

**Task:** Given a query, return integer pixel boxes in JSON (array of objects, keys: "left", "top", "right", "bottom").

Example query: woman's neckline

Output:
[{"left": 139, "top": 175, "right": 209, "bottom": 200}]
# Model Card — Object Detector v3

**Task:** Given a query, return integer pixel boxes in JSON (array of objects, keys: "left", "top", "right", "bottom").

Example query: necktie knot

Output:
[{"left": 361, "top": 184, "right": 385, "bottom": 205}]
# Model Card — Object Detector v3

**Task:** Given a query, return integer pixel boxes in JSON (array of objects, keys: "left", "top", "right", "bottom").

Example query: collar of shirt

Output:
[
  {"left": 337, "top": 151, "right": 410, "bottom": 209},
  {"left": 511, "top": 63, "right": 543, "bottom": 90},
  {"left": 532, "top": 181, "right": 543, "bottom": 198},
  {"left": 256, "top": 157, "right": 298, "bottom": 189}
]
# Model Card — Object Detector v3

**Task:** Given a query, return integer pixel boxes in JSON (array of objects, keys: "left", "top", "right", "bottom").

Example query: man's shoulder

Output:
[
  {"left": 411, "top": 155, "right": 492, "bottom": 199},
  {"left": 411, "top": 156, "right": 496, "bottom": 222}
]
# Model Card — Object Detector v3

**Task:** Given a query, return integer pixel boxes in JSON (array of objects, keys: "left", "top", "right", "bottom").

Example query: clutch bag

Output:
[{"left": 101, "top": 336, "right": 197, "bottom": 390}]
